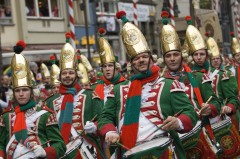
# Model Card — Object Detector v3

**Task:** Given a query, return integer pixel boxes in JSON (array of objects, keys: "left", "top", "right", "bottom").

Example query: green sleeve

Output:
[
  {"left": 196, "top": 73, "right": 221, "bottom": 115},
  {"left": 40, "top": 113, "right": 66, "bottom": 159},
  {"left": 0, "top": 115, "right": 7, "bottom": 157}
]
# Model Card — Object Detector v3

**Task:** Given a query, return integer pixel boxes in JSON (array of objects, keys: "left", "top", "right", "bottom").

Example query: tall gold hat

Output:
[
  {"left": 116, "top": 11, "right": 150, "bottom": 58},
  {"left": 205, "top": 32, "right": 220, "bottom": 57},
  {"left": 40, "top": 63, "right": 50, "bottom": 78},
  {"left": 77, "top": 55, "right": 89, "bottom": 84},
  {"left": 11, "top": 40, "right": 32, "bottom": 89},
  {"left": 160, "top": 11, "right": 181, "bottom": 56},
  {"left": 230, "top": 32, "right": 240, "bottom": 55},
  {"left": 185, "top": 16, "right": 206, "bottom": 55},
  {"left": 76, "top": 50, "right": 93, "bottom": 71},
  {"left": 181, "top": 39, "right": 190, "bottom": 58},
  {"left": 60, "top": 32, "right": 77, "bottom": 70},
  {"left": 50, "top": 55, "right": 60, "bottom": 86},
  {"left": 97, "top": 28, "right": 115, "bottom": 64}
]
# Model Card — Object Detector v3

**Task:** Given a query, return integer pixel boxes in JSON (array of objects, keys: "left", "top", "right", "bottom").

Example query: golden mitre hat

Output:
[
  {"left": 30, "top": 71, "right": 36, "bottom": 87},
  {"left": 77, "top": 55, "right": 89, "bottom": 84},
  {"left": 97, "top": 28, "right": 115, "bottom": 64},
  {"left": 116, "top": 11, "right": 150, "bottom": 58},
  {"left": 230, "top": 32, "right": 240, "bottom": 55},
  {"left": 40, "top": 63, "right": 50, "bottom": 78},
  {"left": 205, "top": 32, "right": 220, "bottom": 57},
  {"left": 60, "top": 32, "right": 77, "bottom": 70},
  {"left": 11, "top": 41, "right": 32, "bottom": 88},
  {"left": 79, "top": 53, "right": 93, "bottom": 71},
  {"left": 160, "top": 11, "right": 181, "bottom": 56},
  {"left": 50, "top": 55, "right": 60, "bottom": 86},
  {"left": 185, "top": 16, "right": 206, "bottom": 55}
]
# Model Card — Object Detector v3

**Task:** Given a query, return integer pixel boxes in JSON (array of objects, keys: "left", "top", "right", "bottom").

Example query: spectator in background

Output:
[
  {"left": 0, "top": 75, "right": 10, "bottom": 112},
  {"left": 52, "top": 5, "right": 59, "bottom": 17}
]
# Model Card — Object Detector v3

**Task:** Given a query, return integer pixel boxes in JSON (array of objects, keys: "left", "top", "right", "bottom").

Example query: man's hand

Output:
[
  {"left": 32, "top": 145, "right": 46, "bottom": 158},
  {"left": 105, "top": 131, "right": 120, "bottom": 144},
  {"left": 221, "top": 106, "right": 232, "bottom": 114},
  {"left": 162, "top": 116, "right": 180, "bottom": 131},
  {"left": 200, "top": 103, "right": 212, "bottom": 116}
]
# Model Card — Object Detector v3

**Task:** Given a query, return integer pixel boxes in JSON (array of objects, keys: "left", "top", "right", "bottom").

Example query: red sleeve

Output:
[
  {"left": 209, "top": 104, "right": 218, "bottom": 117},
  {"left": 226, "top": 103, "right": 236, "bottom": 114},
  {"left": 44, "top": 147, "right": 57, "bottom": 159},
  {"left": 0, "top": 150, "right": 5, "bottom": 158},
  {"left": 178, "top": 114, "right": 193, "bottom": 133},
  {"left": 100, "top": 123, "right": 118, "bottom": 137}
]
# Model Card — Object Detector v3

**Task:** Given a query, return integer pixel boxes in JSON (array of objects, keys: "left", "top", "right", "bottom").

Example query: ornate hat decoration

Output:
[
  {"left": 77, "top": 50, "right": 93, "bottom": 71},
  {"left": 11, "top": 40, "right": 32, "bottom": 89},
  {"left": 97, "top": 28, "right": 115, "bottom": 64},
  {"left": 230, "top": 32, "right": 240, "bottom": 56},
  {"left": 77, "top": 55, "right": 89, "bottom": 84},
  {"left": 181, "top": 39, "right": 190, "bottom": 59},
  {"left": 40, "top": 63, "right": 50, "bottom": 78},
  {"left": 60, "top": 32, "right": 77, "bottom": 71},
  {"left": 116, "top": 11, "right": 150, "bottom": 59},
  {"left": 50, "top": 55, "right": 60, "bottom": 86},
  {"left": 160, "top": 11, "right": 181, "bottom": 56},
  {"left": 185, "top": 16, "right": 206, "bottom": 55},
  {"left": 205, "top": 32, "right": 220, "bottom": 57}
]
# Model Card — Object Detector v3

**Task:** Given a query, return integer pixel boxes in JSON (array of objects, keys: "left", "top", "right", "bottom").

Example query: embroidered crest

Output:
[
  {"left": 220, "top": 135, "right": 234, "bottom": 150},
  {"left": 186, "top": 147, "right": 202, "bottom": 159}
]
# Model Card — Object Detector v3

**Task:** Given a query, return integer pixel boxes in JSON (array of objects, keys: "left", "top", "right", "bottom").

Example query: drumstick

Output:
[
  {"left": 140, "top": 109, "right": 184, "bottom": 143},
  {"left": 15, "top": 140, "right": 51, "bottom": 159},
  {"left": 198, "top": 96, "right": 213, "bottom": 115},
  {"left": 115, "top": 142, "right": 131, "bottom": 151}
]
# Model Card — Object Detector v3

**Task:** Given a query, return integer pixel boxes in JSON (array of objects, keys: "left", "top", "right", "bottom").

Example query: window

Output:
[
  {"left": 0, "top": 0, "right": 12, "bottom": 24},
  {"left": 25, "top": 0, "right": 61, "bottom": 18}
]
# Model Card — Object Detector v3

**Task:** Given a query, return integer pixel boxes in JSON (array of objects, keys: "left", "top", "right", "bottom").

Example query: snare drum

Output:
[
  {"left": 123, "top": 137, "right": 171, "bottom": 159},
  {"left": 211, "top": 115, "right": 232, "bottom": 134},
  {"left": 178, "top": 120, "right": 202, "bottom": 149},
  {"left": 64, "top": 138, "right": 83, "bottom": 157}
]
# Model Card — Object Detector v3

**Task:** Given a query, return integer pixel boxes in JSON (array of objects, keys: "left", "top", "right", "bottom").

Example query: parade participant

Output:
[
  {"left": 93, "top": 28, "right": 126, "bottom": 105},
  {"left": 184, "top": 16, "right": 240, "bottom": 158},
  {"left": 77, "top": 55, "right": 91, "bottom": 89},
  {"left": 161, "top": 13, "right": 221, "bottom": 158},
  {"left": 230, "top": 32, "right": 240, "bottom": 95},
  {"left": 78, "top": 51, "right": 98, "bottom": 88},
  {"left": 49, "top": 55, "right": 60, "bottom": 95},
  {"left": 45, "top": 32, "right": 104, "bottom": 158},
  {"left": 98, "top": 11, "right": 198, "bottom": 159},
  {"left": 207, "top": 32, "right": 239, "bottom": 127},
  {"left": 0, "top": 40, "right": 66, "bottom": 159},
  {"left": 93, "top": 27, "right": 127, "bottom": 158},
  {"left": 39, "top": 62, "right": 51, "bottom": 96}
]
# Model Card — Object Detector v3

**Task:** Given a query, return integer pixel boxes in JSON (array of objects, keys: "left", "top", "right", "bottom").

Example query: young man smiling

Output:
[{"left": 0, "top": 41, "right": 66, "bottom": 159}]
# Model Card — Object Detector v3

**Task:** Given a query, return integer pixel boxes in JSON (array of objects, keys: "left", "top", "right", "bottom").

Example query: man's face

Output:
[
  {"left": 51, "top": 84, "right": 60, "bottom": 94},
  {"left": 42, "top": 76, "right": 51, "bottom": 85},
  {"left": 1, "top": 75, "right": 9, "bottom": 86},
  {"left": 164, "top": 51, "right": 182, "bottom": 71},
  {"left": 192, "top": 49, "right": 207, "bottom": 66},
  {"left": 102, "top": 62, "right": 117, "bottom": 80},
  {"left": 14, "top": 87, "right": 31, "bottom": 105},
  {"left": 210, "top": 55, "right": 222, "bottom": 69},
  {"left": 234, "top": 52, "right": 240, "bottom": 64},
  {"left": 60, "top": 69, "right": 77, "bottom": 86},
  {"left": 131, "top": 52, "right": 153, "bottom": 73}
]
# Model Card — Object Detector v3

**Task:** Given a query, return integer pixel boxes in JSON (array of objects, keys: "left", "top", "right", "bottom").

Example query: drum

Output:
[
  {"left": 178, "top": 120, "right": 202, "bottom": 149},
  {"left": 211, "top": 115, "right": 231, "bottom": 133},
  {"left": 123, "top": 137, "right": 171, "bottom": 159},
  {"left": 64, "top": 137, "right": 83, "bottom": 157}
]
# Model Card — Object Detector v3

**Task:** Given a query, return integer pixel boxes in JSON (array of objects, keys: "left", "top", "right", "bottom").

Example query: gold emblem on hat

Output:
[
  {"left": 14, "top": 63, "right": 27, "bottom": 79},
  {"left": 124, "top": 29, "right": 140, "bottom": 45},
  {"left": 163, "top": 30, "right": 176, "bottom": 44},
  {"left": 62, "top": 50, "right": 74, "bottom": 62}
]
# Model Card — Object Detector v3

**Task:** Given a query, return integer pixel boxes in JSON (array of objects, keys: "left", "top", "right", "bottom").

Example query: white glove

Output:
[
  {"left": 0, "top": 157, "right": 3, "bottom": 159},
  {"left": 33, "top": 145, "right": 47, "bottom": 158},
  {"left": 84, "top": 121, "right": 97, "bottom": 134}
]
